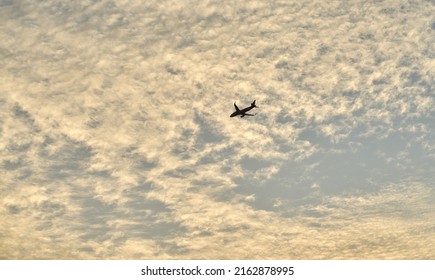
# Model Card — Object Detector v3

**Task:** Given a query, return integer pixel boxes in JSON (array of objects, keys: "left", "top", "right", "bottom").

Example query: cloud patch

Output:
[{"left": 1, "top": 0, "right": 434, "bottom": 259}]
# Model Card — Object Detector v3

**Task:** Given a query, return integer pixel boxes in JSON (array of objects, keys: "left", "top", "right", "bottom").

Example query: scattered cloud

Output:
[{"left": 1, "top": 0, "right": 434, "bottom": 259}]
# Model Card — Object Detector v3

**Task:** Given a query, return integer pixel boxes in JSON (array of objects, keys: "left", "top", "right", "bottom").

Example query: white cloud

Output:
[{"left": 1, "top": 0, "right": 434, "bottom": 259}]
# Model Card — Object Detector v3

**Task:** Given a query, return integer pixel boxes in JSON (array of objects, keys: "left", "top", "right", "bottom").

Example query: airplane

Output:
[{"left": 230, "top": 100, "right": 257, "bottom": 118}]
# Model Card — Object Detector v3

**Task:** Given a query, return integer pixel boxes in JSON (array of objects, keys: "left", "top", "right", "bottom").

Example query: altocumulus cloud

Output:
[{"left": 1, "top": 0, "right": 434, "bottom": 259}]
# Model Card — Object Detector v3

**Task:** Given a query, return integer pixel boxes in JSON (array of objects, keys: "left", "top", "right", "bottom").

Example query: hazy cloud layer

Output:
[{"left": 1, "top": 0, "right": 434, "bottom": 259}]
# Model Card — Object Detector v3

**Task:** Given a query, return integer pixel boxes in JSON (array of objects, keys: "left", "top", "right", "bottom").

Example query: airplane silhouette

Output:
[{"left": 230, "top": 100, "right": 257, "bottom": 118}]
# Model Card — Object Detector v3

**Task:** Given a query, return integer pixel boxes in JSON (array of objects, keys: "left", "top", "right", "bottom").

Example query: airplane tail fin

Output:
[{"left": 251, "top": 100, "right": 257, "bottom": 107}]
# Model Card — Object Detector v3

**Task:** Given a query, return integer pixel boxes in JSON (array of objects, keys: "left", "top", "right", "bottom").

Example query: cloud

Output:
[{"left": 1, "top": 0, "right": 434, "bottom": 259}]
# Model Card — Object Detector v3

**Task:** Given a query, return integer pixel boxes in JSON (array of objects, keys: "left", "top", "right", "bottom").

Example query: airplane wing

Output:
[
  {"left": 234, "top": 102, "right": 240, "bottom": 111},
  {"left": 241, "top": 113, "right": 255, "bottom": 118}
]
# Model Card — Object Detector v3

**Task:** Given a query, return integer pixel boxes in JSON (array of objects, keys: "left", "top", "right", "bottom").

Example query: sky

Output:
[{"left": 0, "top": 0, "right": 434, "bottom": 259}]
